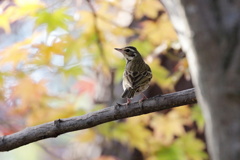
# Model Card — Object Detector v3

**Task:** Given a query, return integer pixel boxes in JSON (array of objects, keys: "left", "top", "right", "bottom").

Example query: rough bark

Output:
[
  {"left": 161, "top": 0, "right": 240, "bottom": 159},
  {"left": 0, "top": 88, "right": 196, "bottom": 152}
]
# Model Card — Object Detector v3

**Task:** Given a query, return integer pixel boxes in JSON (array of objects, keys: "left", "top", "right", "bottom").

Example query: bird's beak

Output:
[{"left": 114, "top": 48, "right": 123, "bottom": 53}]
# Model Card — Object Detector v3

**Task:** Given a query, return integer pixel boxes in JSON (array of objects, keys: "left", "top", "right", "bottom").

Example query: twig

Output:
[
  {"left": 0, "top": 88, "right": 196, "bottom": 152},
  {"left": 86, "top": 0, "right": 109, "bottom": 67}
]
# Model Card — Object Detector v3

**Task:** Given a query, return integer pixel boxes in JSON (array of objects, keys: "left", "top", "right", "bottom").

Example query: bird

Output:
[{"left": 115, "top": 46, "right": 152, "bottom": 105}]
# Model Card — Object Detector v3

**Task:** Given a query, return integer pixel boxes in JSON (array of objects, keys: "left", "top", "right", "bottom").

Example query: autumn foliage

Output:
[{"left": 0, "top": 0, "right": 207, "bottom": 159}]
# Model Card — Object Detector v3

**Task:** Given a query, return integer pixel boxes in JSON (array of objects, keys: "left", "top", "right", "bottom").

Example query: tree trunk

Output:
[{"left": 160, "top": 0, "right": 240, "bottom": 159}]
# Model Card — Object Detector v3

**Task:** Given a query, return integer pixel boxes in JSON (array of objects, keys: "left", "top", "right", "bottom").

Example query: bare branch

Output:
[
  {"left": 0, "top": 88, "right": 196, "bottom": 152},
  {"left": 86, "top": 0, "right": 109, "bottom": 67}
]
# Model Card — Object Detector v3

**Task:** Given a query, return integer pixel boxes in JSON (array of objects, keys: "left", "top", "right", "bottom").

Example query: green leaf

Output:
[
  {"left": 115, "top": 60, "right": 125, "bottom": 82},
  {"left": 191, "top": 104, "right": 205, "bottom": 131},
  {"left": 174, "top": 132, "right": 208, "bottom": 160},
  {"left": 149, "top": 60, "right": 173, "bottom": 89},
  {"left": 156, "top": 145, "right": 185, "bottom": 160},
  {"left": 130, "top": 40, "right": 154, "bottom": 57},
  {"left": 97, "top": 121, "right": 116, "bottom": 139},
  {"left": 35, "top": 8, "right": 73, "bottom": 32},
  {"left": 60, "top": 65, "right": 83, "bottom": 77}
]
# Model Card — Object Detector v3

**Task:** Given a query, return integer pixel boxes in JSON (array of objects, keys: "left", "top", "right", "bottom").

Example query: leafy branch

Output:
[{"left": 0, "top": 88, "right": 196, "bottom": 152}]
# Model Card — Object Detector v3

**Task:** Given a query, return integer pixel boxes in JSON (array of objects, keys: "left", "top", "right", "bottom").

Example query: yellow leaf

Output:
[
  {"left": 141, "top": 14, "right": 177, "bottom": 44},
  {"left": 135, "top": 0, "right": 164, "bottom": 19},
  {"left": 0, "top": 48, "right": 28, "bottom": 66},
  {"left": 111, "top": 27, "right": 134, "bottom": 36},
  {"left": 0, "top": 35, "right": 38, "bottom": 67},
  {"left": 150, "top": 112, "right": 185, "bottom": 144},
  {"left": 0, "top": 15, "right": 11, "bottom": 33},
  {"left": 127, "top": 114, "right": 152, "bottom": 125},
  {"left": 78, "top": 11, "right": 94, "bottom": 33},
  {"left": 2, "top": 0, "right": 45, "bottom": 26},
  {"left": 16, "top": 0, "right": 45, "bottom": 17},
  {"left": 77, "top": 129, "right": 96, "bottom": 142},
  {"left": 27, "top": 104, "right": 76, "bottom": 126},
  {"left": 110, "top": 117, "right": 152, "bottom": 151},
  {"left": 15, "top": 0, "right": 42, "bottom": 6},
  {"left": 173, "top": 105, "right": 192, "bottom": 125},
  {"left": 149, "top": 59, "right": 174, "bottom": 90}
]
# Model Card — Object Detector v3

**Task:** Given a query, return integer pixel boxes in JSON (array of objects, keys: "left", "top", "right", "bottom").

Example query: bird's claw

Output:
[{"left": 116, "top": 98, "right": 131, "bottom": 106}]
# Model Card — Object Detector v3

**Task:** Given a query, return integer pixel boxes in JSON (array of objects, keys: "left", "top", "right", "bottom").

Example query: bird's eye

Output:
[{"left": 125, "top": 49, "right": 130, "bottom": 52}]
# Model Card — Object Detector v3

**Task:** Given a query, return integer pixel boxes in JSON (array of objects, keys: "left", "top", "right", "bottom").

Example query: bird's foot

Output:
[{"left": 117, "top": 98, "right": 131, "bottom": 106}]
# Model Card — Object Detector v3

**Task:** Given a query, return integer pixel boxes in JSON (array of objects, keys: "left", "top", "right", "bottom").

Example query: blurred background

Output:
[{"left": 0, "top": 0, "right": 208, "bottom": 159}]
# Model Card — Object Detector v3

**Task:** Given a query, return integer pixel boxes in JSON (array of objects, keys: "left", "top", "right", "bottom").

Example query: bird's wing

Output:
[
  {"left": 121, "top": 87, "right": 135, "bottom": 98},
  {"left": 124, "top": 66, "right": 152, "bottom": 90}
]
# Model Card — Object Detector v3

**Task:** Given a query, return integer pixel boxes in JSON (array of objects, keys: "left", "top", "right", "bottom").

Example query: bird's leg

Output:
[
  {"left": 139, "top": 93, "right": 148, "bottom": 102},
  {"left": 126, "top": 98, "right": 131, "bottom": 105},
  {"left": 138, "top": 93, "right": 147, "bottom": 112}
]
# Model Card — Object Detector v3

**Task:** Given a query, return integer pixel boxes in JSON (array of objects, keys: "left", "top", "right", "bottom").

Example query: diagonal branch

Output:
[{"left": 0, "top": 88, "right": 196, "bottom": 152}]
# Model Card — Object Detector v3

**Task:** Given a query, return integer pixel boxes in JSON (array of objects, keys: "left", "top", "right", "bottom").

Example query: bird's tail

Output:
[{"left": 122, "top": 88, "right": 135, "bottom": 98}]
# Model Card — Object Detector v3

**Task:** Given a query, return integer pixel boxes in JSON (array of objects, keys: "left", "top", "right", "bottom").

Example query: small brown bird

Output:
[{"left": 115, "top": 46, "right": 152, "bottom": 104}]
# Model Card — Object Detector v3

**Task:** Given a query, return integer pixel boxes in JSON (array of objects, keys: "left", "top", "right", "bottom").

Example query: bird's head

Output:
[{"left": 115, "top": 46, "right": 141, "bottom": 61}]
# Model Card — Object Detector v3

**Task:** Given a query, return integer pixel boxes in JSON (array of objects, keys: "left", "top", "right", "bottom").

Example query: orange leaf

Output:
[{"left": 12, "top": 77, "right": 47, "bottom": 108}]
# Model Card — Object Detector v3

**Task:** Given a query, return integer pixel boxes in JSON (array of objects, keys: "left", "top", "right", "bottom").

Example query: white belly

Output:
[
  {"left": 122, "top": 76, "right": 131, "bottom": 91},
  {"left": 122, "top": 75, "right": 150, "bottom": 97}
]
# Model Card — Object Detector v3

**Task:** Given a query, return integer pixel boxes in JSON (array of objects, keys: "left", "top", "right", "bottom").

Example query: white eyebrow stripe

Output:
[{"left": 125, "top": 48, "right": 136, "bottom": 52}]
